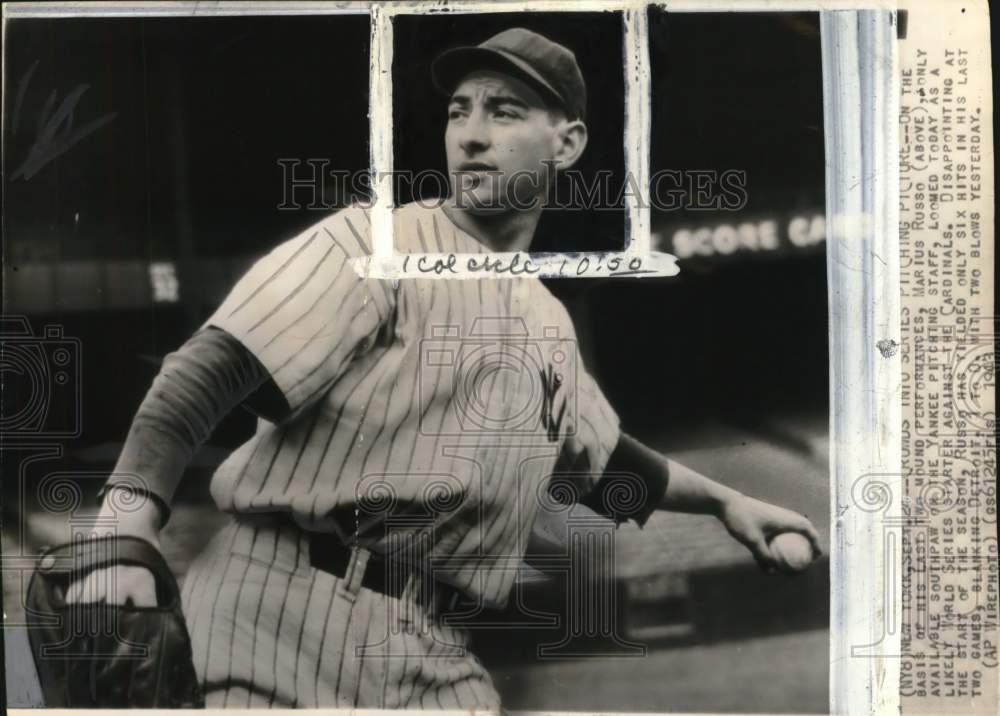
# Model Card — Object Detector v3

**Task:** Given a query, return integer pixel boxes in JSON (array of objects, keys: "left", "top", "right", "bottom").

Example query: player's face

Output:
[{"left": 445, "top": 71, "right": 563, "bottom": 213}]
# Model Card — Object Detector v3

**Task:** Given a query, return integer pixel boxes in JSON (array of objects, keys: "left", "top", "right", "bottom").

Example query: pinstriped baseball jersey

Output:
[{"left": 203, "top": 201, "right": 619, "bottom": 608}]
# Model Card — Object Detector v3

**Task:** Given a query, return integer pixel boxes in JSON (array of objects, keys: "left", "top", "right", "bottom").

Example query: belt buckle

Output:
[{"left": 428, "top": 580, "right": 463, "bottom": 614}]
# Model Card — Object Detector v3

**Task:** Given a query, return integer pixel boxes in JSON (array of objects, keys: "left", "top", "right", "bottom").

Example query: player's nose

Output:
[{"left": 456, "top": 109, "right": 491, "bottom": 154}]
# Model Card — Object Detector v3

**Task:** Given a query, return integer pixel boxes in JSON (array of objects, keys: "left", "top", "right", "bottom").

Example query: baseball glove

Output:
[{"left": 25, "top": 535, "right": 204, "bottom": 708}]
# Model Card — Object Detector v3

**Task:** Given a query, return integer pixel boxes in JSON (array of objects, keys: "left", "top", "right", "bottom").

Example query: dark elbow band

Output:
[
  {"left": 135, "top": 327, "right": 281, "bottom": 439},
  {"left": 578, "top": 436, "right": 669, "bottom": 527}
]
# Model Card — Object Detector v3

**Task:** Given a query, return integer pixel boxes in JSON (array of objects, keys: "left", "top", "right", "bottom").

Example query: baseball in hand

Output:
[{"left": 768, "top": 532, "right": 816, "bottom": 573}]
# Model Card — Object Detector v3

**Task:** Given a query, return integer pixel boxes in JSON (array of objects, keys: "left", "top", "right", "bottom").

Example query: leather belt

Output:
[
  {"left": 307, "top": 530, "right": 410, "bottom": 598},
  {"left": 303, "top": 523, "right": 464, "bottom": 611}
]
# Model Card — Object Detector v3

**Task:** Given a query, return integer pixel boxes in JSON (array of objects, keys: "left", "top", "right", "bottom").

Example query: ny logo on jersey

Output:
[{"left": 539, "top": 364, "right": 566, "bottom": 442}]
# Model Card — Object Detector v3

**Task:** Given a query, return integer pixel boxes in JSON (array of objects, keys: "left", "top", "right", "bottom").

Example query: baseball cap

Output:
[{"left": 431, "top": 28, "right": 587, "bottom": 121}]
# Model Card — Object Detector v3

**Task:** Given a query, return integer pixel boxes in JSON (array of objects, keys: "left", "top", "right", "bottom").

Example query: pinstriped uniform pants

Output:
[{"left": 180, "top": 515, "right": 501, "bottom": 710}]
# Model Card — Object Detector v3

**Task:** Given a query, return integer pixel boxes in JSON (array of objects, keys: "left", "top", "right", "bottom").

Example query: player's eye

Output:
[
  {"left": 448, "top": 109, "right": 467, "bottom": 121},
  {"left": 493, "top": 109, "right": 519, "bottom": 120}
]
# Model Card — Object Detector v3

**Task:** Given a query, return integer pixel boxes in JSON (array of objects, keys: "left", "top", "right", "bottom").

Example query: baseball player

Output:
[{"left": 67, "top": 28, "right": 821, "bottom": 710}]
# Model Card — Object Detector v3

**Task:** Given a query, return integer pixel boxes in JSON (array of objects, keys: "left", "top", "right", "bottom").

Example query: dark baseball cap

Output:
[{"left": 431, "top": 28, "right": 587, "bottom": 121}]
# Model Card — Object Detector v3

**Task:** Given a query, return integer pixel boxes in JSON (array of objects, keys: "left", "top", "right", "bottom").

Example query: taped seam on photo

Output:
[
  {"left": 370, "top": 3, "right": 395, "bottom": 261},
  {"left": 0, "top": 1, "right": 375, "bottom": 17},
  {"left": 623, "top": 5, "right": 651, "bottom": 257},
  {"left": 822, "top": 8, "right": 902, "bottom": 716},
  {"left": 0, "top": 0, "right": 905, "bottom": 20}
]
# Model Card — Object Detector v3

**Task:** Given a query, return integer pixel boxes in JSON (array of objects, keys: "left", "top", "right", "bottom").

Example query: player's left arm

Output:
[
  {"left": 564, "top": 362, "right": 820, "bottom": 572},
  {"left": 586, "top": 433, "right": 822, "bottom": 572}
]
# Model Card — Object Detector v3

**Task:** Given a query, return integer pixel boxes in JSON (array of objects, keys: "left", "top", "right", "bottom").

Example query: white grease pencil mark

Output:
[{"left": 351, "top": 250, "right": 679, "bottom": 280}]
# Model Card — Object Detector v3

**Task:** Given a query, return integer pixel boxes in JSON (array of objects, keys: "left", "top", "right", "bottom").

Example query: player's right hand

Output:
[
  {"left": 64, "top": 561, "right": 160, "bottom": 607},
  {"left": 63, "top": 490, "right": 164, "bottom": 608}
]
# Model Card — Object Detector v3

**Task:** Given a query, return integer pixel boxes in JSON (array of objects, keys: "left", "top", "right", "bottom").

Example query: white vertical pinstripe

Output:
[
  {"left": 183, "top": 516, "right": 500, "bottom": 709},
  {"left": 185, "top": 200, "right": 619, "bottom": 706}
]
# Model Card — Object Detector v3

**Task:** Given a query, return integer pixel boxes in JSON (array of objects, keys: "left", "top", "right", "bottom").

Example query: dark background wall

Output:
[
  {"left": 5, "top": 15, "right": 371, "bottom": 264},
  {"left": 4, "top": 15, "right": 371, "bottom": 447},
  {"left": 591, "top": 9, "right": 827, "bottom": 431}
]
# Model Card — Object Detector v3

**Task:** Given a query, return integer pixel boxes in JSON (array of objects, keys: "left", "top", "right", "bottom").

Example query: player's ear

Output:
[{"left": 550, "top": 119, "right": 588, "bottom": 171}]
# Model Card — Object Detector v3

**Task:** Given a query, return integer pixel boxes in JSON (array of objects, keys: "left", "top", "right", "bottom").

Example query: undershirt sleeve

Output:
[{"left": 102, "top": 327, "right": 288, "bottom": 515}]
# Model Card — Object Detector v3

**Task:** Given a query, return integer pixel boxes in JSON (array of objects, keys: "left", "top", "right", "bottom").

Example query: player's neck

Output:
[{"left": 440, "top": 200, "right": 542, "bottom": 253}]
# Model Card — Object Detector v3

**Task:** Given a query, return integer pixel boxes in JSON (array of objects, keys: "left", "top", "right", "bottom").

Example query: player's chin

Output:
[{"left": 454, "top": 189, "right": 510, "bottom": 215}]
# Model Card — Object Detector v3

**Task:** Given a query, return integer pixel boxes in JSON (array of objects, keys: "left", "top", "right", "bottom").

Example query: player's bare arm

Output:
[{"left": 601, "top": 433, "right": 822, "bottom": 572}]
